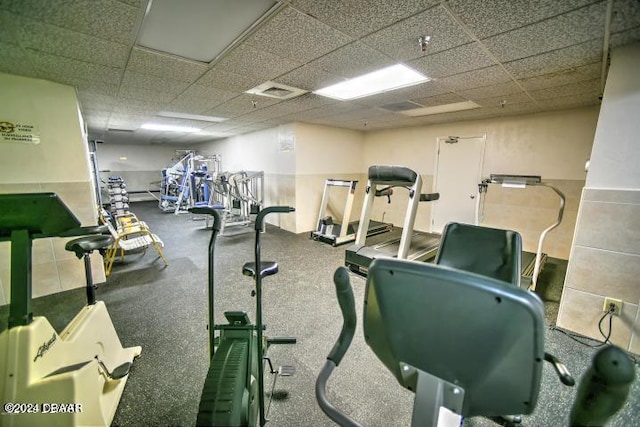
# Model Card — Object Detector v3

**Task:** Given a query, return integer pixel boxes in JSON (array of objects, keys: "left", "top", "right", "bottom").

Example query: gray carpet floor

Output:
[{"left": 2, "top": 200, "right": 638, "bottom": 427}]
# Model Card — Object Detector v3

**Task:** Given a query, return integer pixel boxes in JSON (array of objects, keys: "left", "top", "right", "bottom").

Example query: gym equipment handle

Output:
[
  {"left": 254, "top": 206, "right": 295, "bottom": 230},
  {"left": 569, "top": 345, "right": 635, "bottom": 426},
  {"left": 328, "top": 266, "right": 357, "bottom": 366},
  {"left": 545, "top": 352, "right": 575, "bottom": 386},
  {"left": 190, "top": 207, "right": 223, "bottom": 232}
]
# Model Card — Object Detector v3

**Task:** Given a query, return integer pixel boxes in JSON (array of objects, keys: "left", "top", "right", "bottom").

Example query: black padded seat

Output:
[
  {"left": 242, "top": 261, "right": 278, "bottom": 278},
  {"left": 368, "top": 165, "right": 417, "bottom": 184},
  {"left": 65, "top": 234, "right": 113, "bottom": 259},
  {"left": 435, "top": 222, "right": 522, "bottom": 286}
]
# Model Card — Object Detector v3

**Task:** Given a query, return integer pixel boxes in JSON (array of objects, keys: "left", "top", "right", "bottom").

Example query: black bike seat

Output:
[{"left": 242, "top": 262, "right": 278, "bottom": 278}]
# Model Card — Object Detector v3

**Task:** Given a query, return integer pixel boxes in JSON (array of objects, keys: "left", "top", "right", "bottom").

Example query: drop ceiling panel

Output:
[
  {"left": 169, "top": 85, "right": 238, "bottom": 114},
  {"left": 482, "top": 2, "right": 607, "bottom": 62},
  {"left": 127, "top": 47, "right": 209, "bottom": 82},
  {"left": 247, "top": 6, "right": 354, "bottom": 64},
  {"left": 536, "top": 92, "right": 602, "bottom": 109},
  {"left": 360, "top": 4, "right": 473, "bottom": 61},
  {"left": 446, "top": 0, "right": 596, "bottom": 39},
  {"left": 611, "top": 0, "right": 640, "bottom": 32},
  {"left": 215, "top": 42, "right": 302, "bottom": 81},
  {"left": 120, "top": 70, "right": 191, "bottom": 96},
  {"left": 205, "top": 94, "right": 283, "bottom": 118},
  {"left": 197, "top": 67, "right": 264, "bottom": 92},
  {"left": 274, "top": 65, "right": 344, "bottom": 92},
  {"left": 408, "top": 42, "right": 496, "bottom": 79},
  {"left": 457, "top": 81, "right": 524, "bottom": 100},
  {"left": 242, "top": 93, "right": 333, "bottom": 122},
  {"left": 436, "top": 65, "right": 512, "bottom": 92},
  {"left": 610, "top": 25, "right": 640, "bottom": 47},
  {"left": 308, "top": 42, "right": 395, "bottom": 79},
  {"left": 9, "top": 13, "right": 130, "bottom": 68},
  {"left": 410, "top": 92, "right": 469, "bottom": 107},
  {"left": 26, "top": 50, "right": 123, "bottom": 86},
  {"left": 472, "top": 91, "right": 533, "bottom": 108},
  {"left": 502, "top": 39, "right": 602, "bottom": 80},
  {"left": 118, "top": 86, "right": 177, "bottom": 104},
  {"left": 1, "top": 0, "right": 140, "bottom": 44},
  {"left": 518, "top": 62, "right": 602, "bottom": 91},
  {"left": 291, "top": 0, "right": 441, "bottom": 38},
  {"left": 0, "top": 41, "right": 38, "bottom": 77},
  {"left": 529, "top": 78, "right": 601, "bottom": 101}
]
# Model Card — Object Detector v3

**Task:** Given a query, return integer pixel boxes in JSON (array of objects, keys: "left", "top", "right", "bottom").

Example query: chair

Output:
[
  {"left": 435, "top": 222, "right": 522, "bottom": 286},
  {"left": 99, "top": 208, "right": 168, "bottom": 276}
]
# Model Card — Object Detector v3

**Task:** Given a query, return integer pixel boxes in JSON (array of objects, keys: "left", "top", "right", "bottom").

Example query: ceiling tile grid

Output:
[
  {"left": 502, "top": 39, "right": 603, "bottom": 80},
  {"left": 518, "top": 62, "right": 602, "bottom": 91},
  {"left": 246, "top": 6, "right": 354, "bottom": 64},
  {"left": 126, "top": 47, "right": 209, "bottom": 83},
  {"left": 445, "top": 0, "right": 597, "bottom": 39},
  {"left": 481, "top": 2, "right": 608, "bottom": 63},
  {"left": 8, "top": 12, "right": 131, "bottom": 68},
  {"left": 168, "top": 84, "right": 239, "bottom": 115},
  {"left": 307, "top": 41, "right": 395, "bottom": 79},
  {"left": 214, "top": 42, "right": 302, "bottom": 81},
  {"left": 274, "top": 64, "right": 345, "bottom": 92},
  {"left": 435, "top": 65, "right": 514, "bottom": 92},
  {"left": 407, "top": 42, "right": 497, "bottom": 79},
  {"left": 291, "top": 0, "right": 441, "bottom": 38},
  {"left": 360, "top": 4, "right": 473, "bottom": 61},
  {"left": 0, "top": 0, "right": 140, "bottom": 44},
  {"left": 0, "top": 41, "right": 39, "bottom": 77}
]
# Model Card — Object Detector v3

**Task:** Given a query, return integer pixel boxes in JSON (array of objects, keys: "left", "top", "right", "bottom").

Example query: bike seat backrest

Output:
[
  {"left": 364, "top": 258, "right": 545, "bottom": 418},
  {"left": 435, "top": 222, "right": 522, "bottom": 287},
  {"left": 242, "top": 261, "right": 278, "bottom": 278}
]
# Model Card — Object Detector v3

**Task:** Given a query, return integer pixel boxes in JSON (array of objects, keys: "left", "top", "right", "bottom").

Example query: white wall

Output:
[
  {"left": 0, "top": 73, "right": 105, "bottom": 303},
  {"left": 586, "top": 43, "right": 640, "bottom": 189}
]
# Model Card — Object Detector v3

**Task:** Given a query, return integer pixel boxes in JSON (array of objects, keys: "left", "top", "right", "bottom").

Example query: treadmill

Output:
[
  {"left": 345, "top": 165, "right": 441, "bottom": 276},
  {"left": 311, "top": 179, "right": 392, "bottom": 246},
  {"left": 480, "top": 174, "right": 565, "bottom": 291}
]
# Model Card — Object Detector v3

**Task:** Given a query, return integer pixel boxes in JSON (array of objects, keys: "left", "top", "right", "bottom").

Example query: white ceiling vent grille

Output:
[{"left": 246, "top": 81, "right": 308, "bottom": 100}]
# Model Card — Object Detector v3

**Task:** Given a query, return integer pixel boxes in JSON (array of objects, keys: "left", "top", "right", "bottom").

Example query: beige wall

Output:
[
  {"left": 363, "top": 107, "right": 597, "bottom": 257},
  {"left": 0, "top": 73, "right": 105, "bottom": 305},
  {"left": 96, "top": 143, "right": 183, "bottom": 201},
  {"left": 295, "top": 123, "right": 365, "bottom": 233},
  {"left": 559, "top": 43, "right": 640, "bottom": 354},
  {"left": 195, "top": 124, "right": 297, "bottom": 231}
]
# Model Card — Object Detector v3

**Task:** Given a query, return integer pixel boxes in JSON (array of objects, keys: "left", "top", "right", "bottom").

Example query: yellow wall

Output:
[
  {"left": 559, "top": 43, "right": 640, "bottom": 354},
  {"left": 0, "top": 73, "right": 104, "bottom": 305}
]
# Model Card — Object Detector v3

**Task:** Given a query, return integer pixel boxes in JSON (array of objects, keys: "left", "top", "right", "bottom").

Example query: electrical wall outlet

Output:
[{"left": 603, "top": 297, "right": 623, "bottom": 315}]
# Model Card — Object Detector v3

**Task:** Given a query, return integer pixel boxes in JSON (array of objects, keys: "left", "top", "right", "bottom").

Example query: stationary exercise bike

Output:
[
  {"left": 191, "top": 205, "right": 296, "bottom": 427},
  {"left": 0, "top": 193, "right": 141, "bottom": 426},
  {"left": 317, "top": 227, "right": 635, "bottom": 426}
]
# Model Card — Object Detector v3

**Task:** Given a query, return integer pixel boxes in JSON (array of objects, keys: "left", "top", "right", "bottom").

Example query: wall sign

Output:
[{"left": 0, "top": 120, "right": 41, "bottom": 144}]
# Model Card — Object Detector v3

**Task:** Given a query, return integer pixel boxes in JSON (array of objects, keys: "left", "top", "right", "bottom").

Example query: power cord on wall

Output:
[{"left": 549, "top": 304, "right": 639, "bottom": 365}]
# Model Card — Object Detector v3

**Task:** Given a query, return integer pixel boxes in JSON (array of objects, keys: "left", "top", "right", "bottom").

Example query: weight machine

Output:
[{"left": 159, "top": 151, "right": 222, "bottom": 214}]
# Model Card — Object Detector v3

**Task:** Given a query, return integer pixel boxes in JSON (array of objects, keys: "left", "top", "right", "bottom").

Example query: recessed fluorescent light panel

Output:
[
  {"left": 157, "top": 111, "right": 227, "bottom": 123},
  {"left": 401, "top": 101, "right": 481, "bottom": 117},
  {"left": 314, "top": 64, "right": 429, "bottom": 101},
  {"left": 137, "top": 0, "right": 278, "bottom": 63},
  {"left": 141, "top": 123, "right": 201, "bottom": 132}
]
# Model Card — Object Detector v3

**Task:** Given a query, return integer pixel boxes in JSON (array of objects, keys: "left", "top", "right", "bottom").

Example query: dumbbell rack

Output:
[{"left": 107, "top": 176, "right": 130, "bottom": 216}]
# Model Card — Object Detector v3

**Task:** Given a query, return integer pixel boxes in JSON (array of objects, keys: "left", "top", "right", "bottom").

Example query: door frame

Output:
[{"left": 431, "top": 134, "right": 487, "bottom": 232}]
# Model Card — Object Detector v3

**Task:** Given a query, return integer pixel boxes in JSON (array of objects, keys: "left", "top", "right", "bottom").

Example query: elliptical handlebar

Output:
[
  {"left": 254, "top": 206, "right": 295, "bottom": 231},
  {"left": 327, "top": 267, "right": 357, "bottom": 365},
  {"left": 315, "top": 266, "right": 362, "bottom": 427}
]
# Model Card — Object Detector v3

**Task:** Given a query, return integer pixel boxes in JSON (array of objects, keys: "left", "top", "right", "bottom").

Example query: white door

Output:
[{"left": 432, "top": 136, "right": 485, "bottom": 233}]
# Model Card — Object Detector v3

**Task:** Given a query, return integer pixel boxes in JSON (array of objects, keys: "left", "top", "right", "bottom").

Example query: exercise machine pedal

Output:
[
  {"left": 96, "top": 357, "right": 133, "bottom": 380},
  {"left": 277, "top": 365, "right": 295, "bottom": 377}
]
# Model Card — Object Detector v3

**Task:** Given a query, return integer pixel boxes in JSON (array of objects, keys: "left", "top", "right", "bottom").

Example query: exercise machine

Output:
[
  {"left": 0, "top": 193, "right": 141, "bottom": 426},
  {"left": 345, "top": 165, "right": 440, "bottom": 276},
  {"left": 191, "top": 205, "right": 296, "bottom": 426},
  {"left": 479, "top": 174, "right": 565, "bottom": 290},
  {"left": 317, "top": 258, "right": 634, "bottom": 426},
  {"left": 311, "top": 179, "right": 392, "bottom": 246}
]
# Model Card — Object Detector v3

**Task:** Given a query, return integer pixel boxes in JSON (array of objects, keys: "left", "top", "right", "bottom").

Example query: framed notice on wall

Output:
[{"left": 0, "top": 120, "right": 40, "bottom": 144}]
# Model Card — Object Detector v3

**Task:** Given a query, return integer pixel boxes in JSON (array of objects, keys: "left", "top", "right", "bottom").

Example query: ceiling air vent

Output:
[
  {"left": 379, "top": 100, "right": 424, "bottom": 112},
  {"left": 246, "top": 81, "right": 307, "bottom": 100}
]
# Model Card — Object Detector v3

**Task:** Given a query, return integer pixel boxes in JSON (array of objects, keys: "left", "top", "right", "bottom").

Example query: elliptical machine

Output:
[{"left": 191, "top": 205, "right": 296, "bottom": 427}]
